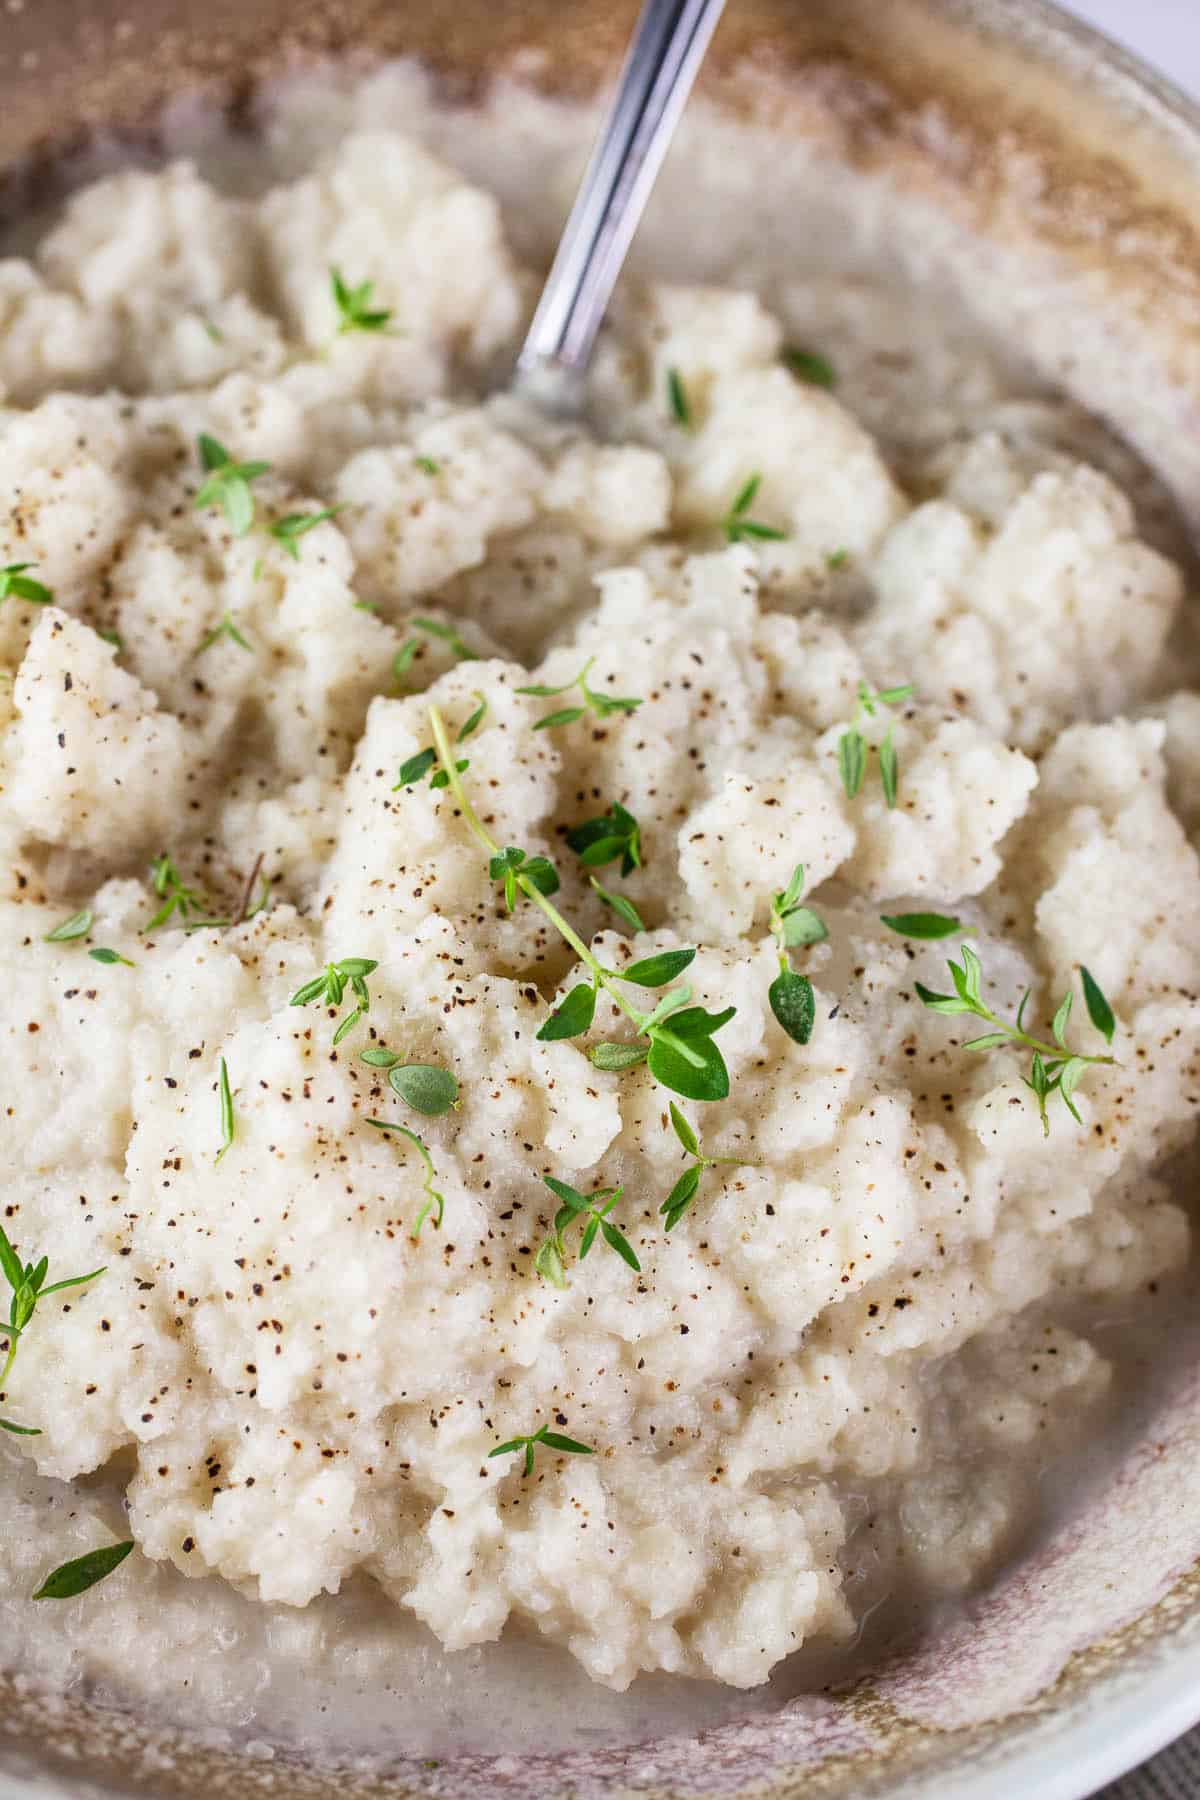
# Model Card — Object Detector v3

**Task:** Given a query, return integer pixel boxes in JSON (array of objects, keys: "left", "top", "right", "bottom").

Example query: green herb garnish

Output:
[
  {"left": 767, "top": 863, "right": 824, "bottom": 1046},
  {"left": 331, "top": 268, "right": 393, "bottom": 336},
  {"left": 490, "top": 845, "right": 561, "bottom": 911},
  {"left": 534, "top": 1176, "right": 640, "bottom": 1287},
  {"left": 721, "top": 473, "right": 787, "bottom": 544},
  {"left": 358, "top": 1045, "right": 459, "bottom": 1116},
  {"left": 98, "top": 628, "right": 123, "bottom": 650},
  {"left": 916, "top": 947, "right": 1118, "bottom": 1134},
  {"left": 0, "top": 1224, "right": 104, "bottom": 1436},
  {"left": 414, "top": 454, "right": 440, "bottom": 475},
  {"left": 44, "top": 909, "right": 93, "bottom": 943},
  {"left": 488, "top": 1421, "right": 594, "bottom": 1477},
  {"left": 589, "top": 878, "right": 646, "bottom": 935},
  {"left": 393, "top": 692, "right": 485, "bottom": 785},
  {"left": 88, "top": 947, "right": 133, "bottom": 966},
  {"left": 516, "top": 655, "right": 641, "bottom": 730},
  {"left": 193, "top": 434, "right": 270, "bottom": 537},
  {"left": 566, "top": 802, "right": 642, "bottom": 876},
  {"left": 366, "top": 1119, "right": 447, "bottom": 1233},
  {"left": 33, "top": 1540, "right": 134, "bottom": 1601},
  {"left": 429, "top": 707, "right": 733, "bottom": 1101},
  {"left": 268, "top": 506, "right": 344, "bottom": 559},
  {"left": 290, "top": 956, "right": 378, "bottom": 1045},
  {"left": 198, "top": 611, "right": 252, "bottom": 654},
  {"left": 826, "top": 548, "right": 850, "bottom": 571},
  {"left": 393, "top": 616, "right": 479, "bottom": 683},
  {"left": 660, "top": 1102, "right": 745, "bottom": 1231},
  {"left": 837, "top": 680, "right": 914, "bottom": 808},
  {"left": 145, "top": 854, "right": 207, "bottom": 931},
  {"left": 0, "top": 562, "right": 52, "bottom": 607},
  {"left": 667, "top": 366, "right": 692, "bottom": 428},
  {"left": 881, "top": 912, "right": 968, "bottom": 940},
  {"left": 215, "top": 1057, "right": 235, "bottom": 1164},
  {"left": 412, "top": 616, "right": 477, "bottom": 661},
  {"left": 784, "top": 347, "right": 836, "bottom": 388}
]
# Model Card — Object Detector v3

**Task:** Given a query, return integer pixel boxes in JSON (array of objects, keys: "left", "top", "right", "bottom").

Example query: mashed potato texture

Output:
[{"left": 1, "top": 94, "right": 1198, "bottom": 1701}]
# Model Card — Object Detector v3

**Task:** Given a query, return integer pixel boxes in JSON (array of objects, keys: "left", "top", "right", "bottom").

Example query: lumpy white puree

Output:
[{"left": 0, "top": 59, "right": 1198, "bottom": 1743}]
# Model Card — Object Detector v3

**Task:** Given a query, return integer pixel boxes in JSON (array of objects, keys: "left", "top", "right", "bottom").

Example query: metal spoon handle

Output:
[{"left": 515, "top": 0, "right": 727, "bottom": 407}]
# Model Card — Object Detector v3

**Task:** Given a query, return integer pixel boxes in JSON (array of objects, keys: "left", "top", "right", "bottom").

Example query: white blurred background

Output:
[{"left": 1064, "top": 0, "right": 1200, "bottom": 98}]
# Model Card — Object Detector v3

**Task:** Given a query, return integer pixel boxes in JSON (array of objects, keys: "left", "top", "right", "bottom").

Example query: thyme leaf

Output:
[
  {"left": 721, "top": 473, "right": 787, "bottom": 544},
  {"left": 193, "top": 434, "right": 270, "bottom": 537},
  {"left": 783, "top": 347, "right": 836, "bottom": 388},
  {"left": 666, "top": 366, "right": 692, "bottom": 428},
  {"left": 215, "top": 1057, "right": 235, "bottom": 1164},
  {"left": 660, "top": 1101, "right": 747, "bottom": 1231},
  {"left": 487, "top": 1421, "right": 593, "bottom": 1477},
  {"left": 268, "top": 506, "right": 344, "bottom": 559},
  {"left": 565, "top": 801, "right": 642, "bottom": 876},
  {"left": 331, "top": 267, "right": 393, "bottom": 335},
  {"left": 0, "top": 562, "right": 52, "bottom": 607},
  {"left": 367, "top": 1119, "right": 447, "bottom": 1233},
  {"left": 44, "top": 909, "right": 93, "bottom": 943},
  {"left": 0, "top": 1223, "right": 104, "bottom": 1434},
  {"left": 33, "top": 1540, "right": 134, "bottom": 1601},
  {"left": 517, "top": 655, "right": 641, "bottom": 729},
  {"left": 837, "top": 680, "right": 914, "bottom": 809}
]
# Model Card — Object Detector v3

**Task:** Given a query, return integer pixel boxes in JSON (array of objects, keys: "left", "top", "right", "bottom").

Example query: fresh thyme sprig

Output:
[
  {"left": 837, "top": 680, "right": 914, "bottom": 809},
  {"left": 516, "top": 655, "right": 642, "bottom": 730},
  {"left": 193, "top": 434, "right": 271, "bottom": 537},
  {"left": 44, "top": 909, "right": 93, "bottom": 943},
  {"left": 721, "top": 474, "right": 787, "bottom": 544},
  {"left": 34, "top": 1540, "right": 135, "bottom": 1600},
  {"left": 215, "top": 1058, "right": 235, "bottom": 1164},
  {"left": 534, "top": 1176, "right": 640, "bottom": 1287},
  {"left": 0, "top": 562, "right": 52, "bottom": 607},
  {"left": 414, "top": 454, "right": 440, "bottom": 476},
  {"left": 566, "top": 802, "right": 642, "bottom": 877},
  {"left": 393, "top": 693, "right": 487, "bottom": 788},
  {"left": 0, "top": 1225, "right": 104, "bottom": 1435},
  {"left": 767, "top": 863, "right": 824, "bottom": 1046},
  {"left": 784, "top": 346, "right": 836, "bottom": 388},
  {"left": 366, "top": 1118, "right": 447, "bottom": 1233},
  {"left": 88, "top": 947, "right": 134, "bottom": 967},
  {"left": 488, "top": 1422, "right": 593, "bottom": 1478},
  {"left": 666, "top": 366, "right": 692, "bottom": 428},
  {"left": 359, "top": 1044, "right": 459, "bottom": 1116},
  {"left": 268, "top": 506, "right": 343, "bottom": 559},
  {"left": 290, "top": 956, "right": 378, "bottom": 1046},
  {"left": 145, "top": 854, "right": 207, "bottom": 931},
  {"left": 198, "top": 611, "right": 252, "bottom": 654},
  {"left": 331, "top": 268, "right": 393, "bottom": 335},
  {"left": 393, "top": 616, "right": 480, "bottom": 686},
  {"left": 428, "top": 706, "right": 734, "bottom": 1101},
  {"left": 660, "top": 1102, "right": 745, "bottom": 1231},
  {"left": 916, "top": 946, "right": 1118, "bottom": 1133}
]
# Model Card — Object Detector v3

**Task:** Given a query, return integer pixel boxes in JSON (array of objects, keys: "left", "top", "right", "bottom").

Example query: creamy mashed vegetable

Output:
[{"left": 1, "top": 62, "right": 1199, "bottom": 1723}]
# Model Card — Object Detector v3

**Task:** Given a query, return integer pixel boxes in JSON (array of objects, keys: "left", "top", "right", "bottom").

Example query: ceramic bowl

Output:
[{"left": 1, "top": 2, "right": 1199, "bottom": 1794}]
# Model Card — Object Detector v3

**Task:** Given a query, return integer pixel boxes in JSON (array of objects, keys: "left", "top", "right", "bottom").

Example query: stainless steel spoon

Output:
[{"left": 513, "top": 0, "right": 728, "bottom": 416}]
